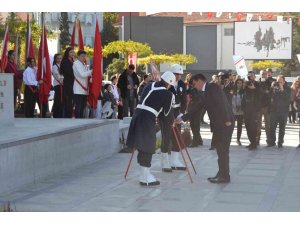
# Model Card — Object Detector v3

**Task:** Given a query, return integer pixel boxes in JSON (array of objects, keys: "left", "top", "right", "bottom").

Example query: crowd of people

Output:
[
  {"left": 125, "top": 65, "right": 300, "bottom": 186},
  {"left": 210, "top": 69, "right": 300, "bottom": 150},
  {"left": 6, "top": 47, "right": 151, "bottom": 120},
  {"left": 5, "top": 47, "right": 300, "bottom": 186}
]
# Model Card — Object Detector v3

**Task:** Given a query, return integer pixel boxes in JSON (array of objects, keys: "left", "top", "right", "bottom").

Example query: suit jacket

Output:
[
  {"left": 117, "top": 69, "right": 140, "bottom": 99},
  {"left": 182, "top": 82, "right": 234, "bottom": 134},
  {"left": 204, "top": 83, "right": 234, "bottom": 134},
  {"left": 60, "top": 57, "right": 74, "bottom": 88}
]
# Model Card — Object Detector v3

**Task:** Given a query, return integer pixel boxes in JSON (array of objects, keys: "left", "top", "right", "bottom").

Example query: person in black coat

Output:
[
  {"left": 126, "top": 71, "right": 176, "bottom": 186},
  {"left": 241, "top": 71, "right": 260, "bottom": 150},
  {"left": 117, "top": 64, "right": 140, "bottom": 118},
  {"left": 176, "top": 73, "right": 234, "bottom": 183},
  {"left": 60, "top": 47, "right": 75, "bottom": 118},
  {"left": 269, "top": 75, "right": 291, "bottom": 148}
]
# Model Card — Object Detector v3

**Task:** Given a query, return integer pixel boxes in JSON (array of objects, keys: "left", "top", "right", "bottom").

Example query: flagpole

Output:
[
  {"left": 1, "top": 18, "right": 8, "bottom": 73},
  {"left": 26, "top": 13, "right": 29, "bottom": 60},
  {"left": 40, "top": 12, "right": 45, "bottom": 118}
]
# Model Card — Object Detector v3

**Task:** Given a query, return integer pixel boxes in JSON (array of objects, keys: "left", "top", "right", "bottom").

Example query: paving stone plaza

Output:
[{"left": 1, "top": 122, "right": 300, "bottom": 212}]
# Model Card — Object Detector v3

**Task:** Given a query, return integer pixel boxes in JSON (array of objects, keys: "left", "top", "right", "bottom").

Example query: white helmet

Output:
[
  {"left": 161, "top": 71, "right": 176, "bottom": 86},
  {"left": 170, "top": 64, "right": 183, "bottom": 75}
]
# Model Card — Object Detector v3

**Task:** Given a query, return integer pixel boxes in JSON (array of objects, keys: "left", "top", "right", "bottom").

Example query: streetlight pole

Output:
[{"left": 129, "top": 12, "right": 131, "bottom": 40}]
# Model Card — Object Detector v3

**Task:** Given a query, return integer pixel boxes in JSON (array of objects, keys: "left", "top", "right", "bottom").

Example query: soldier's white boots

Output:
[
  {"left": 170, "top": 152, "right": 186, "bottom": 170},
  {"left": 161, "top": 153, "right": 172, "bottom": 172},
  {"left": 139, "top": 166, "right": 160, "bottom": 186}
]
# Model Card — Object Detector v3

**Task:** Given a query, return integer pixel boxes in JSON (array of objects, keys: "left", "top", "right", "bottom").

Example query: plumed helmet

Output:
[{"left": 161, "top": 71, "right": 176, "bottom": 86}]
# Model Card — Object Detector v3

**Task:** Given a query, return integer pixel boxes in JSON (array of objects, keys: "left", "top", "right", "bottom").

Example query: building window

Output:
[
  {"left": 85, "top": 37, "right": 93, "bottom": 47},
  {"left": 85, "top": 14, "right": 93, "bottom": 26},
  {"left": 71, "top": 14, "right": 76, "bottom": 23},
  {"left": 224, "top": 28, "right": 234, "bottom": 36}
]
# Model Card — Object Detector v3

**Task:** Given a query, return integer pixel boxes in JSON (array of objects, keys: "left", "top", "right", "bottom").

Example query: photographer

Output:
[
  {"left": 269, "top": 75, "right": 291, "bottom": 148},
  {"left": 256, "top": 70, "right": 273, "bottom": 146},
  {"left": 241, "top": 71, "right": 260, "bottom": 150},
  {"left": 220, "top": 73, "right": 234, "bottom": 106}
]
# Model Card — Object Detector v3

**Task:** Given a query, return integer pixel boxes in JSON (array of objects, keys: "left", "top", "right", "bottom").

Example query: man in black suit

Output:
[{"left": 175, "top": 73, "right": 235, "bottom": 183}]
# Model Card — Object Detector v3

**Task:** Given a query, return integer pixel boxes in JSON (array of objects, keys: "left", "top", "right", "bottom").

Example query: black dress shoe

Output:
[
  {"left": 267, "top": 143, "right": 276, "bottom": 147},
  {"left": 278, "top": 144, "right": 283, "bottom": 148},
  {"left": 297, "top": 144, "right": 300, "bottom": 149},
  {"left": 207, "top": 173, "right": 220, "bottom": 181},
  {"left": 245, "top": 144, "right": 251, "bottom": 148},
  {"left": 171, "top": 166, "right": 186, "bottom": 171},
  {"left": 248, "top": 145, "right": 257, "bottom": 151},
  {"left": 209, "top": 147, "right": 216, "bottom": 150},
  {"left": 162, "top": 168, "right": 172, "bottom": 173},
  {"left": 209, "top": 177, "right": 230, "bottom": 184}
]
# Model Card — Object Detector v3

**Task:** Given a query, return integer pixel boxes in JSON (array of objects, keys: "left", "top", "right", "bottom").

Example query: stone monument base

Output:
[{"left": 0, "top": 118, "right": 120, "bottom": 195}]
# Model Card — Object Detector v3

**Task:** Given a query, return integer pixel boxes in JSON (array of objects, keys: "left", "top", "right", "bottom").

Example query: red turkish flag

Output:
[
  {"left": 88, "top": 18, "right": 102, "bottom": 109},
  {"left": 37, "top": 24, "right": 51, "bottom": 105},
  {"left": 0, "top": 23, "right": 9, "bottom": 72},
  {"left": 70, "top": 20, "right": 76, "bottom": 48},
  {"left": 128, "top": 52, "right": 137, "bottom": 72},
  {"left": 298, "top": 17, "right": 300, "bottom": 26},
  {"left": 77, "top": 19, "right": 84, "bottom": 51}
]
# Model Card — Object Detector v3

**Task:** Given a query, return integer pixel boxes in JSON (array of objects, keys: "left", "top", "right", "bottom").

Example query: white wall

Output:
[{"left": 219, "top": 23, "right": 235, "bottom": 70}]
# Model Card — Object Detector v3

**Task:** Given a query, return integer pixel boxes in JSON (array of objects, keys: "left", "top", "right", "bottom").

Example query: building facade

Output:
[
  {"left": 41, "top": 12, "right": 103, "bottom": 55},
  {"left": 121, "top": 12, "right": 280, "bottom": 74}
]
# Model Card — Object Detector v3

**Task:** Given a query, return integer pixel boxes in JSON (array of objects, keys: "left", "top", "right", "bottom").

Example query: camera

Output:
[{"left": 272, "top": 81, "right": 281, "bottom": 93}]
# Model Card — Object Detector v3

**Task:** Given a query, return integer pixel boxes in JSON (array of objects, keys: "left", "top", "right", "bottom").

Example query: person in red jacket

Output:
[{"left": 5, "top": 50, "right": 20, "bottom": 108}]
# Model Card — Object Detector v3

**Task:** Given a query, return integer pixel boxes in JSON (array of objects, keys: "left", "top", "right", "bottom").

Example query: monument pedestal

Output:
[{"left": 0, "top": 73, "right": 14, "bottom": 126}]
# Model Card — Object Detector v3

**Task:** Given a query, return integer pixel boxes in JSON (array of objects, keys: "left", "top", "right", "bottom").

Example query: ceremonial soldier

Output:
[
  {"left": 126, "top": 71, "right": 176, "bottom": 186},
  {"left": 161, "top": 64, "right": 187, "bottom": 172}
]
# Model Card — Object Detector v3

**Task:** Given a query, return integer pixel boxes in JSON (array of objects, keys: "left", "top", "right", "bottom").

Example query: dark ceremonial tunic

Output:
[{"left": 126, "top": 82, "right": 174, "bottom": 154}]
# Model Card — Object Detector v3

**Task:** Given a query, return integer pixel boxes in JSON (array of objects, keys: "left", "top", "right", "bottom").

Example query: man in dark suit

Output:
[{"left": 175, "top": 73, "right": 235, "bottom": 183}]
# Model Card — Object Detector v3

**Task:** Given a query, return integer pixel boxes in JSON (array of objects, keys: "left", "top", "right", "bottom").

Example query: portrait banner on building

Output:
[
  {"left": 128, "top": 52, "right": 137, "bottom": 72},
  {"left": 233, "top": 55, "right": 248, "bottom": 79},
  {"left": 234, "top": 21, "right": 292, "bottom": 59}
]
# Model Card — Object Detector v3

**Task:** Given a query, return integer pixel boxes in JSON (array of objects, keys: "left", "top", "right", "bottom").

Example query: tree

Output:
[
  {"left": 101, "top": 12, "right": 118, "bottom": 46},
  {"left": 106, "top": 58, "right": 125, "bottom": 78},
  {"left": 59, "top": 12, "right": 70, "bottom": 50},
  {"left": 103, "top": 40, "right": 153, "bottom": 58},
  {"left": 103, "top": 40, "right": 153, "bottom": 70},
  {"left": 250, "top": 60, "right": 284, "bottom": 70},
  {"left": 137, "top": 54, "right": 197, "bottom": 65},
  {"left": 281, "top": 12, "right": 300, "bottom": 76},
  {"left": 101, "top": 12, "right": 119, "bottom": 70},
  {"left": 0, "top": 13, "right": 55, "bottom": 67}
]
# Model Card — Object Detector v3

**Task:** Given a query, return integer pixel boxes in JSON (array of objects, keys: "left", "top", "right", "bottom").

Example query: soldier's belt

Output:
[
  {"left": 172, "top": 104, "right": 181, "bottom": 108},
  {"left": 136, "top": 104, "right": 160, "bottom": 117}
]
